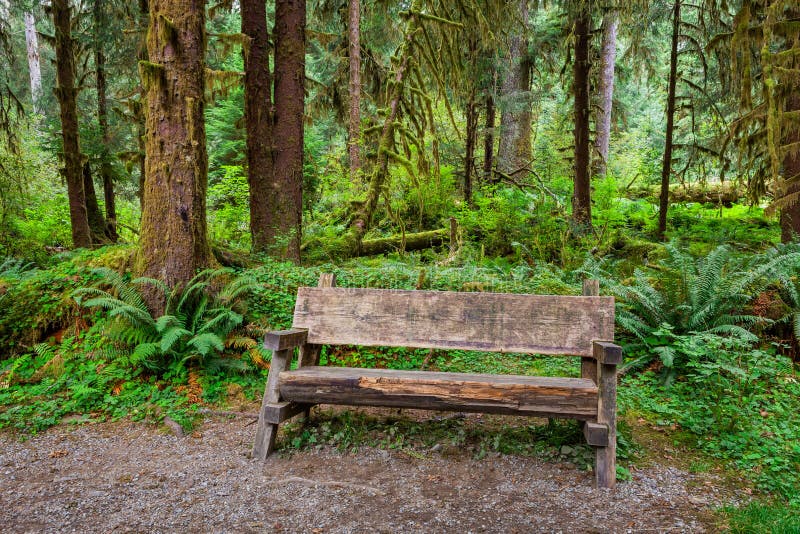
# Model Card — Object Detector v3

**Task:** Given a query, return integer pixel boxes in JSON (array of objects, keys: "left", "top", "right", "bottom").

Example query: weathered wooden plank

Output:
[
  {"left": 264, "top": 328, "right": 308, "bottom": 351},
  {"left": 593, "top": 341, "right": 623, "bottom": 365},
  {"left": 292, "top": 288, "right": 614, "bottom": 356},
  {"left": 595, "top": 362, "right": 617, "bottom": 489},
  {"left": 279, "top": 367, "right": 599, "bottom": 419},
  {"left": 582, "top": 422, "right": 608, "bottom": 446},
  {"left": 253, "top": 348, "right": 292, "bottom": 460},
  {"left": 581, "top": 279, "right": 600, "bottom": 383},
  {"left": 261, "top": 401, "right": 312, "bottom": 424}
]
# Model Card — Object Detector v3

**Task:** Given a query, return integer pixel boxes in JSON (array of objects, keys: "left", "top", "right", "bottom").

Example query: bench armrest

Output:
[
  {"left": 264, "top": 328, "right": 309, "bottom": 351},
  {"left": 592, "top": 341, "right": 623, "bottom": 365}
]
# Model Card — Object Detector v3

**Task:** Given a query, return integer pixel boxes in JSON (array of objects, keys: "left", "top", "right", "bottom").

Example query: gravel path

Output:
[{"left": 1, "top": 414, "right": 740, "bottom": 533}]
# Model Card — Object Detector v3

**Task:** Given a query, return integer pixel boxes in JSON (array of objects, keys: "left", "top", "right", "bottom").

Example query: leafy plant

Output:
[
  {"left": 75, "top": 268, "right": 259, "bottom": 376},
  {"left": 583, "top": 241, "right": 800, "bottom": 375}
]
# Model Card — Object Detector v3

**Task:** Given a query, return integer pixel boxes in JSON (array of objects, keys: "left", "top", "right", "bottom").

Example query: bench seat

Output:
[{"left": 278, "top": 367, "right": 599, "bottom": 419}]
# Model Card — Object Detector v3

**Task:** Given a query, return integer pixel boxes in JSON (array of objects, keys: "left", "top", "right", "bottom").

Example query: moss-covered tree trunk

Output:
[
  {"left": 593, "top": 11, "right": 617, "bottom": 178},
  {"left": 350, "top": 2, "right": 421, "bottom": 246},
  {"left": 348, "top": 0, "right": 361, "bottom": 180},
  {"left": 497, "top": 0, "right": 531, "bottom": 178},
  {"left": 242, "top": 0, "right": 275, "bottom": 253},
  {"left": 483, "top": 93, "right": 495, "bottom": 182},
  {"left": 94, "top": 0, "right": 117, "bottom": 242},
  {"left": 140, "top": 0, "right": 212, "bottom": 313},
  {"left": 271, "top": 0, "right": 305, "bottom": 261},
  {"left": 780, "top": 92, "right": 800, "bottom": 243},
  {"left": 571, "top": 1, "right": 592, "bottom": 231},
  {"left": 464, "top": 89, "right": 478, "bottom": 204},
  {"left": 83, "top": 162, "right": 110, "bottom": 243},
  {"left": 657, "top": 1, "right": 680, "bottom": 241},
  {"left": 53, "top": 0, "right": 91, "bottom": 249}
]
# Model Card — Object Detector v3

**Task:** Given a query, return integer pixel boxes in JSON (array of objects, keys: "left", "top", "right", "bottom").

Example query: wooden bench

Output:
[{"left": 253, "top": 275, "right": 622, "bottom": 488}]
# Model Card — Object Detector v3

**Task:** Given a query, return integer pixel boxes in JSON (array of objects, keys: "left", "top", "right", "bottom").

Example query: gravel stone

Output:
[{"left": 0, "top": 417, "right": 741, "bottom": 533}]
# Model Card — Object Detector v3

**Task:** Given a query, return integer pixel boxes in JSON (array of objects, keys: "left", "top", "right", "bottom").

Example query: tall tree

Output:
[
  {"left": 497, "top": 0, "right": 531, "bottom": 178},
  {"left": 241, "top": 0, "right": 275, "bottom": 253},
  {"left": 593, "top": 10, "right": 617, "bottom": 178},
  {"left": 571, "top": 0, "right": 592, "bottom": 231},
  {"left": 53, "top": 0, "right": 92, "bottom": 248},
  {"left": 94, "top": 0, "right": 117, "bottom": 241},
  {"left": 270, "top": 0, "right": 305, "bottom": 261},
  {"left": 24, "top": 11, "right": 41, "bottom": 113},
  {"left": 657, "top": 0, "right": 680, "bottom": 240},
  {"left": 348, "top": 0, "right": 361, "bottom": 180},
  {"left": 140, "top": 0, "right": 212, "bottom": 312}
]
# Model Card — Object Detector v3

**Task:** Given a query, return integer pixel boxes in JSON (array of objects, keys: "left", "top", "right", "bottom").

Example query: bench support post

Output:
[
  {"left": 253, "top": 348, "right": 292, "bottom": 460},
  {"left": 595, "top": 361, "right": 617, "bottom": 489}
]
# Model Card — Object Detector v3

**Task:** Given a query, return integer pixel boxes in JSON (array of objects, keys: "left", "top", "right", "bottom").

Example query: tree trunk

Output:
[
  {"left": 94, "top": 0, "right": 117, "bottom": 242},
  {"left": 657, "top": 1, "right": 680, "bottom": 241},
  {"left": 483, "top": 93, "right": 495, "bottom": 182},
  {"left": 350, "top": 0, "right": 421, "bottom": 244},
  {"left": 497, "top": 0, "right": 531, "bottom": 178},
  {"left": 780, "top": 92, "right": 800, "bottom": 243},
  {"left": 53, "top": 0, "right": 92, "bottom": 249},
  {"left": 136, "top": 0, "right": 149, "bottom": 213},
  {"left": 83, "top": 162, "right": 109, "bottom": 243},
  {"left": 271, "top": 0, "right": 305, "bottom": 261},
  {"left": 348, "top": 0, "right": 361, "bottom": 180},
  {"left": 24, "top": 11, "right": 42, "bottom": 113},
  {"left": 593, "top": 11, "right": 617, "bottom": 178},
  {"left": 140, "top": 0, "right": 213, "bottom": 313},
  {"left": 464, "top": 89, "right": 478, "bottom": 204},
  {"left": 242, "top": 0, "right": 275, "bottom": 254},
  {"left": 571, "top": 1, "right": 592, "bottom": 231}
]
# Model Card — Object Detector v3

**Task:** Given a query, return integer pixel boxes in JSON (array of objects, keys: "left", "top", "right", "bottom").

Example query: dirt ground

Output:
[{"left": 0, "top": 411, "right": 742, "bottom": 533}]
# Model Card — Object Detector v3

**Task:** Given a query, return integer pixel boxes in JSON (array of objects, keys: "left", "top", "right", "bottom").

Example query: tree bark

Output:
[
  {"left": 24, "top": 11, "right": 42, "bottom": 113},
  {"left": 53, "top": 0, "right": 92, "bottom": 249},
  {"left": 271, "top": 0, "right": 305, "bottom": 261},
  {"left": 571, "top": 1, "right": 592, "bottom": 231},
  {"left": 464, "top": 89, "right": 478, "bottom": 204},
  {"left": 497, "top": 0, "right": 531, "bottom": 178},
  {"left": 94, "top": 0, "right": 117, "bottom": 241},
  {"left": 593, "top": 11, "right": 617, "bottom": 178},
  {"left": 83, "top": 162, "right": 109, "bottom": 242},
  {"left": 140, "top": 0, "right": 213, "bottom": 313},
  {"left": 780, "top": 92, "right": 800, "bottom": 243},
  {"left": 657, "top": 1, "right": 680, "bottom": 241},
  {"left": 483, "top": 93, "right": 495, "bottom": 182},
  {"left": 242, "top": 0, "right": 275, "bottom": 253},
  {"left": 348, "top": 0, "right": 361, "bottom": 180}
]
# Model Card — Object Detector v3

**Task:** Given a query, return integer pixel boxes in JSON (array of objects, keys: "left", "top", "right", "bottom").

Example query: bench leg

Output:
[
  {"left": 595, "top": 362, "right": 617, "bottom": 489},
  {"left": 253, "top": 348, "right": 292, "bottom": 461},
  {"left": 297, "top": 343, "right": 322, "bottom": 422}
]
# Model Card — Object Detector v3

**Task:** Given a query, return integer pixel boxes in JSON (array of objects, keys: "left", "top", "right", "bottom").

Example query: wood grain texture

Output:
[
  {"left": 279, "top": 367, "right": 599, "bottom": 419},
  {"left": 292, "top": 287, "right": 614, "bottom": 356},
  {"left": 261, "top": 401, "right": 311, "bottom": 424},
  {"left": 253, "top": 348, "right": 291, "bottom": 460},
  {"left": 593, "top": 341, "right": 623, "bottom": 365},
  {"left": 263, "top": 328, "right": 308, "bottom": 350},
  {"left": 582, "top": 422, "right": 608, "bottom": 446},
  {"left": 595, "top": 362, "right": 617, "bottom": 489}
]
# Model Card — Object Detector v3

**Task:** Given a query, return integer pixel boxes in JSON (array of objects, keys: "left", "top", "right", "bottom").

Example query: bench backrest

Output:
[{"left": 292, "top": 287, "right": 614, "bottom": 357}]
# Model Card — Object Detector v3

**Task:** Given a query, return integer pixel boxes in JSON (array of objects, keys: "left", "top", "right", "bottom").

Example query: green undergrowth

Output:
[
  {"left": 721, "top": 501, "right": 800, "bottom": 533},
  {"left": 621, "top": 336, "right": 800, "bottom": 506},
  {"left": 0, "top": 323, "right": 195, "bottom": 434},
  {"left": 279, "top": 408, "right": 635, "bottom": 478}
]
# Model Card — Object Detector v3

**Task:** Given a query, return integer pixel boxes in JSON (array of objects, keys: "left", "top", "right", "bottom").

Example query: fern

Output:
[
  {"left": 581, "top": 240, "right": 800, "bottom": 373},
  {"left": 75, "top": 268, "right": 255, "bottom": 376}
]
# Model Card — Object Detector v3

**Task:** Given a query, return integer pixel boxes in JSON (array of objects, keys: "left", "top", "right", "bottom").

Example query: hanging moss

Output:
[{"left": 138, "top": 61, "right": 165, "bottom": 91}]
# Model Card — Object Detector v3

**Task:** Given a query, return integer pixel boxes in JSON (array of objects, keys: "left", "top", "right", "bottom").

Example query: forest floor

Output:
[{"left": 1, "top": 407, "right": 746, "bottom": 533}]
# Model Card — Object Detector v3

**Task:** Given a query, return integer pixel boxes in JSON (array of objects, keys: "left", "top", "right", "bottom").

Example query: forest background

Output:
[{"left": 0, "top": 0, "right": 799, "bottom": 529}]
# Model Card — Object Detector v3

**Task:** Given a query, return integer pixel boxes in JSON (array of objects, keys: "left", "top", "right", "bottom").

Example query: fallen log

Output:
[
  {"left": 629, "top": 183, "right": 744, "bottom": 207},
  {"left": 303, "top": 228, "right": 449, "bottom": 260}
]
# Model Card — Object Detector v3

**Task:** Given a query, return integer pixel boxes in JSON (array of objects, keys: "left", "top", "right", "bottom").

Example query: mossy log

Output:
[
  {"left": 304, "top": 228, "right": 448, "bottom": 260},
  {"left": 629, "top": 183, "right": 743, "bottom": 207}
]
